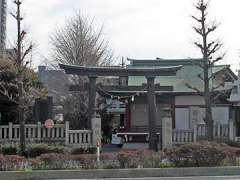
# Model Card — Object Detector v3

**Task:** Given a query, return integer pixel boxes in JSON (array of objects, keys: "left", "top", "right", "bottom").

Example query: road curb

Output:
[{"left": 1, "top": 167, "right": 240, "bottom": 180}]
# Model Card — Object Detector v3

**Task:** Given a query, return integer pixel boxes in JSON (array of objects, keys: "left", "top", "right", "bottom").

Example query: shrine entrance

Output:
[{"left": 60, "top": 64, "right": 181, "bottom": 151}]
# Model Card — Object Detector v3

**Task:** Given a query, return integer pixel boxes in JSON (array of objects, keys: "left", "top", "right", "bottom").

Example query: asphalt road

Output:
[{"left": 55, "top": 177, "right": 240, "bottom": 180}]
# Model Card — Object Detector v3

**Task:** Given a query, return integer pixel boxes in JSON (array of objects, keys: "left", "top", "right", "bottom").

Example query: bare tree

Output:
[
  {"left": 50, "top": 12, "right": 113, "bottom": 129},
  {"left": 50, "top": 12, "right": 113, "bottom": 67},
  {"left": 187, "top": 0, "right": 225, "bottom": 140},
  {"left": 1, "top": 0, "right": 45, "bottom": 154}
]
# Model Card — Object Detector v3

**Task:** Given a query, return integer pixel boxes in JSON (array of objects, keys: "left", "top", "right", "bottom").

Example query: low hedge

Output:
[
  {"left": 1, "top": 142, "right": 240, "bottom": 171},
  {"left": 0, "top": 144, "right": 18, "bottom": 155},
  {"left": 70, "top": 147, "right": 97, "bottom": 155},
  {"left": 0, "top": 144, "right": 66, "bottom": 158},
  {"left": 164, "top": 141, "right": 236, "bottom": 167},
  {"left": 25, "top": 144, "right": 65, "bottom": 158}
]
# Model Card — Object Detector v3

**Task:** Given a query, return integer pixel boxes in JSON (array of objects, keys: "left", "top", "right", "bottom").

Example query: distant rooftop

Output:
[
  {"left": 127, "top": 57, "right": 236, "bottom": 92},
  {"left": 127, "top": 57, "right": 202, "bottom": 66}
]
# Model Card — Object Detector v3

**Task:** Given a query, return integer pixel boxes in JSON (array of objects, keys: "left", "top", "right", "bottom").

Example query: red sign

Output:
[{"left": 44, "top": 119, "right": 54, "bottom": 129}]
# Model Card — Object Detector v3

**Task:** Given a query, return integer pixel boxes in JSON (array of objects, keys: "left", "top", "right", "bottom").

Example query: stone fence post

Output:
[
  {"left": 229, "top": 119, "right": 235, "bottom": 141},
  {"left": 217, "top": 122, "right": 221, "bottom": 137},
  {"left": 91, "top": 116, "right": 101, "bottom": 147},
  {"left": 65, "top": 121, "right": 69, "bottom": 145},
  {"left": 162, "top": 108, "right": 172, "bottom": 149},
  {"left": 193, "top": 124, "right": 197, "bottom": 142},
  {"left": 189, "top": 106, "right": 200, "bottom": 143},
  {"left": 37, "top": 122, "right": 41, "bottom": 141},
  {"left": 8, "top": 122, "right": 13, "bottom": 140}
]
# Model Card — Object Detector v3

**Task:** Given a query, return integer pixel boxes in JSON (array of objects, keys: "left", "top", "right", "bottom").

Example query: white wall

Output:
[
  {"left": 212, "top": 107, "right": 229, "bottom": 124},
  {"left": 195, "top": 107, "right": 229, "bottom": 124},
  {"left": 175, "top": 108, "right": 190, "bottom": 130},
  {"left": 175, "top": 106, "right": 230, "bottom": 130}
]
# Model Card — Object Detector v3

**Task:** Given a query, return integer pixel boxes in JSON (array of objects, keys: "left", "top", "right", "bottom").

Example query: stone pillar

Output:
[
  {"left": 9, "top": 122, "right": 13, "bottom": 140},
  {"left": 146, "top": 76, "right": 158, "bottom": 151},
  {"left": 193, "top": 123, "right": 198, "bottom": 142},
  {"left": 229, "top": 119, "right": 235, "bottom": 141},
  {"left": 162, "top": 108, "right": 172, "bottom": 149},
  {"left": 37, "top": 122, "right": 41, "bottom": 141},
  {"left": 189, "top": 107, "right": 200, "bottom": 129},
  {"left": 216, "top": 122, "right": 221, "bottom": 138},
  {"left": 91, "top": 116, "right": 102, "bottom": 147},
  {"left": 65, "top": 121, "right": 69, "bottom": 145},
  {"left": 88, "top": 76, "right": 97, "bottom": 129}
]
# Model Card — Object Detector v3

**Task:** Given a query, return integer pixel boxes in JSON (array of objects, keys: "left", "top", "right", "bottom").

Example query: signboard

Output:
[{"left": 44, "top": 119, "right": 54, "bottom": 129}]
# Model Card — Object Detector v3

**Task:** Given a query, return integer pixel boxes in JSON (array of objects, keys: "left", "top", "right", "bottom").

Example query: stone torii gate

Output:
[{"left": 59, "top": 64, "right": 182, "bottom": 151}]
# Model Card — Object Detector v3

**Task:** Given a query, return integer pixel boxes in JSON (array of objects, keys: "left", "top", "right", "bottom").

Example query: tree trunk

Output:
[
  {"left": 205, "top": 91, "right": 214, "bottom": 140},
  {"left": 201, "top": 5, "right": 214, "bottom": 141},
  {"left": 18, "top": 81, "right": 25, "bottom": 155}
]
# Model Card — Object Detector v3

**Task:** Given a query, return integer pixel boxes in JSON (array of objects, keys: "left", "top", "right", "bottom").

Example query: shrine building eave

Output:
[{"left": 59, "top": 64, "right": 182, "bottom": 77}]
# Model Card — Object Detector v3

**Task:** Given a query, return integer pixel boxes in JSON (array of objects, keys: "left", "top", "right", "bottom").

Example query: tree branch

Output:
[
  {"left": 206, "top": 24, "right": 217, "bottom": 36},
  {"left": 212, "top": 82, "right": 225, "bottom": 91},
  {"left": 209, "top": 53, "right": 226, "bottom": 66},
  {"left": 207, "top": 42, "right": 223, "bottom": 57},
  {"left": 185, "top": 82, "right": 202, "bottom": 96},
  {"left": 197, "top": 74, "right": 204, "bottom": 81},
  {"left": 192, "top": 15, "right": 202, "bottom": 23}
]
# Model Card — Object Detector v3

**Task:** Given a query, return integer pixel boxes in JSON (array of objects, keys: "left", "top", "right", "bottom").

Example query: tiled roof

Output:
[{"left": 127, "top": 58, "right": 233, "bottom": 92}]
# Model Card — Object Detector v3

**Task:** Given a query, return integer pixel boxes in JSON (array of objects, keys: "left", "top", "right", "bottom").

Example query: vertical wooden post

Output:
[
  {"left": 65, "top": 121, "right": 69, "bottom": 145},
  {"left": 88, "top": 76, "right": 97, "bottom": 129},
  {"left": 146, "top": 76, "right": 158, "bottom": 151},
  {"left": 9, "top": 122, "right": 13, "bottom": 140},
  {"left": 37, "top": 122, "right": 41, "bottom": 141}
]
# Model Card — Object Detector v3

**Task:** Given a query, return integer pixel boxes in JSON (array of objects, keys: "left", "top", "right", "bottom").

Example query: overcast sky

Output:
[{"left": 6, "top": 0, "right": 240, "bottom": 72}]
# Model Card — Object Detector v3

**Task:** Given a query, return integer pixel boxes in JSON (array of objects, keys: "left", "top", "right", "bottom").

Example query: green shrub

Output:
[
  {"left": 25, "top": 144, "right": 65, "bottom": 158},
  {"left": 48, "top": 145, "right": 65, "bottom": 154},
  {"left": 1, "top": 144, "right": 18, "bottom": 155},
  {"left": 165, "top": 141, "right": 235, "bottom": 167},
  {"left": 70, "top": 147, "right": 97, "bottom": 155}
]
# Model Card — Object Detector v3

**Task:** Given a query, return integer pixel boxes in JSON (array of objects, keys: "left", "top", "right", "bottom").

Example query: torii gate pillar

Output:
[
  {"left": 88, "top": 76, "right": 97, "bottom": 128},
  {"left": 146, "top": 76, "right": 158, "bottom": 151}
]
